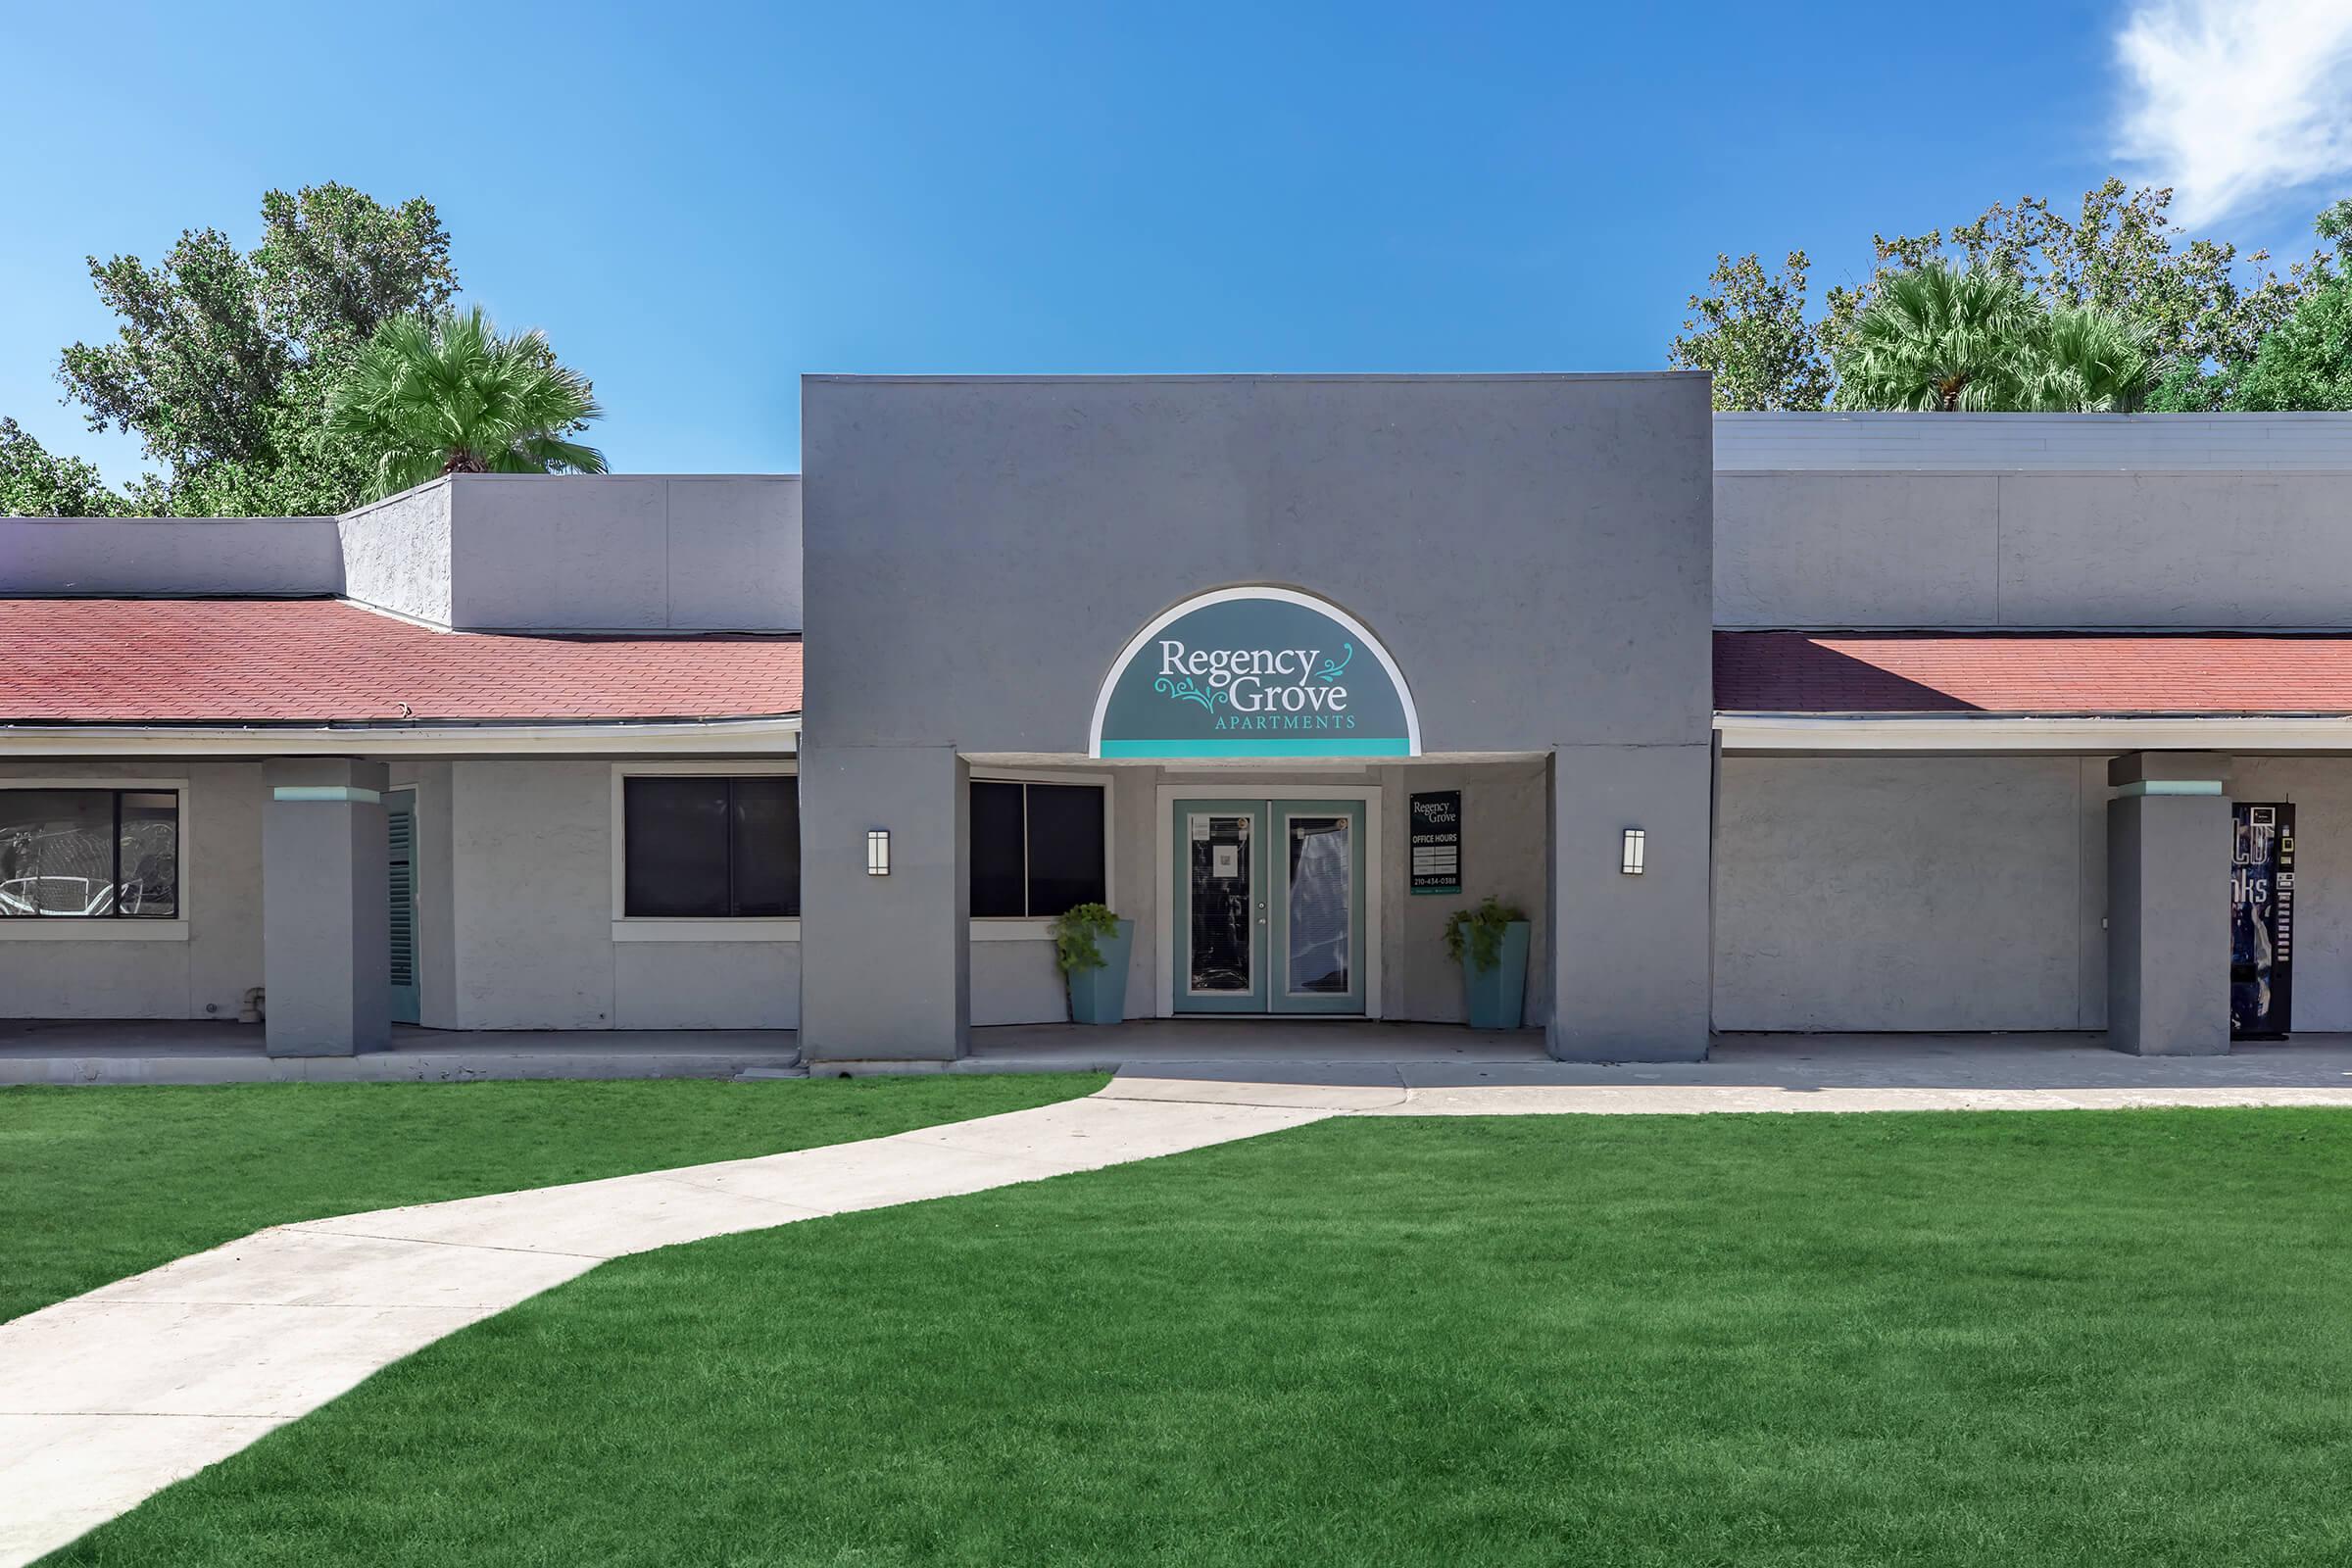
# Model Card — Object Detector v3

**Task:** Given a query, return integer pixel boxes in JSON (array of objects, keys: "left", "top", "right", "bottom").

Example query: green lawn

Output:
[
  {"left": 0, "top": 1074, "right": 1104, "bottom": 1323},
  {"left": 43, "top": 1108, "right": 2352, "bottom": 1566}
]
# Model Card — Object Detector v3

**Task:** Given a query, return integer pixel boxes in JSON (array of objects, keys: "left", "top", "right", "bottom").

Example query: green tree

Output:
[
  {"left": 1668, "top": 251, "right": 1834, "bottom": 411},
  {"left": 2150, "top": 203, "right": 2352, "bottom": 412},
  {"left": 1679, "top": 181, "right": 2334, "bottom": 409},
  {"left": 2215, "top": 281, "right": 2352, "bottom": 411},
  {"left": 2025, "top": 305, "right": 2167, "bottom": 413},
  {"left": 0, "top": 417, "right": 133, "bottom": 515},
  {"left": 327, "top": 307, "right": 606, "bottom": 500},
  {"left": 1831, "top": 264, "right": 2042, "bottom": 411},
  {"left": 1831, "top": 264, "right": 2164, "bottom": 413},
  {"left": 39, "top": 183, "right": 457, "bottom": 514}
]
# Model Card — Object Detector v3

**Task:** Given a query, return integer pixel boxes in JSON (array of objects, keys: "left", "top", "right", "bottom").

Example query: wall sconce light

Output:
[
  {"left": 866, "top": 829, "right": 891, "bottom": 876},
  {"left": 1620, "top": 828, "right": 1645, "bottom": 875}
]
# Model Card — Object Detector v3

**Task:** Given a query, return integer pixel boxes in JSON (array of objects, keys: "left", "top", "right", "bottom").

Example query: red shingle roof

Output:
[
  {"left": 0, "top": 599, "right": 801, "bottom": 723},
  {"left": 7, "top": 603, "right": 2340, "bottom": 725},
  {"left": 1716, "top": 631, "right": 2352, "bottom": 715}
]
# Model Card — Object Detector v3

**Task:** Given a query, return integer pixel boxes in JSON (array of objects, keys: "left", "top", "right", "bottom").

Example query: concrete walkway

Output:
[
  {"left": 0, "top": 1091, "right": 1325, "bottom": 1566},
  {"left": 12, "top": 1042, "right": 2352, "bottom": 1564}
]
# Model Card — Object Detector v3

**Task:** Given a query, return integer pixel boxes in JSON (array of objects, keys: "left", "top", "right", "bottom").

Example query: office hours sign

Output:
[{"left": 1409, "top": 789, "right": 1461, "bottom": 896}]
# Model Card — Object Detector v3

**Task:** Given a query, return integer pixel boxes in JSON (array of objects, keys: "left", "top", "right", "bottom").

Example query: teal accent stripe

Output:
[
  {"left": 1100, "top": 737, "right": 1412, "bottom": 759},
  {"left": 271, "top": 786, "right": 382, "bottom": 804},
  {"left": 2116, "top": 780, "right": 2223, "bottom": 797}
]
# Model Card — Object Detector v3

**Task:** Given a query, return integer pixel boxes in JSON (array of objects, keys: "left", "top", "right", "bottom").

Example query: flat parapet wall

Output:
[
  {"left": 1715, "top": 411, "right": 2352, "bottom": 471},
  {"left": 0, "top": 516, "right": 341, "bottom": 597},
  {"left": 341, "top": 473, "right": 803, "bottom": 631},
  {"left": 1715, "top": 414, "right": 2352, "bottom": 628}
]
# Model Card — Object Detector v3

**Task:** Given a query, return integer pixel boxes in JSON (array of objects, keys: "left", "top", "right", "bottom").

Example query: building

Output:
[{"left": 1, "top": 374, "right": 2344, "bottom": 1061}]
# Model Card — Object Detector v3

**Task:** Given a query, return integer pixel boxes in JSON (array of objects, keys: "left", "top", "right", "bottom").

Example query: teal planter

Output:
[
  {"left": 1067, "top": 918, "right": 1135, "bottom": 1025},
  {"left": 1459, "top": 920, "right": 1530, "bottom": 1029}
]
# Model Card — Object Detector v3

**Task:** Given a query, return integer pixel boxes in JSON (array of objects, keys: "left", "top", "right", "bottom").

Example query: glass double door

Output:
[{"left": 1175, "top": 799, "right": 1365, "bottom": 1014}]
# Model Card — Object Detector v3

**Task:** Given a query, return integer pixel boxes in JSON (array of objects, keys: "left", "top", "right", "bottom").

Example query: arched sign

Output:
[{"left": 1090, "top": 587, "right": 1421, "bottom": 759}]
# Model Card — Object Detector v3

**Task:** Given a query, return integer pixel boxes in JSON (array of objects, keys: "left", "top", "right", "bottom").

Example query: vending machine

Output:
[{"left": 2230, "top": 803, "right": 2295, "bottom": 1039}]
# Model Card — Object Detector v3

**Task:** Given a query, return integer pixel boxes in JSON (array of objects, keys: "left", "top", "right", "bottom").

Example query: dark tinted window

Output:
[
  {"left": 623, "top": 776, "right": 798, "bottom": 918},
  {"left": 967, "top": 781, "right": 1105, "bottom": 917},
  {"left": 731, "top": 776, "right": 802, "bottom": 917},
  {"left": 969, "top": 780, "right": 1026, "bottom": 918},
  {"left": 1025, "top": 785, "right": 1105, "bottom": 916}
]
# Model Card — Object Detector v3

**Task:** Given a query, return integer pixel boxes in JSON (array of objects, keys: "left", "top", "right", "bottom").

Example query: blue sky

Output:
[{"left": 4, "top": 0, "right": 2346, "bottom": 484}]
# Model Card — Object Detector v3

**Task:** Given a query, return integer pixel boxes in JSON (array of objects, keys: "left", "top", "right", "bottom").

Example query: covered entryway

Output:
[{"left": 1169, "top": 793, "right": 1373, "bottom": 1016}]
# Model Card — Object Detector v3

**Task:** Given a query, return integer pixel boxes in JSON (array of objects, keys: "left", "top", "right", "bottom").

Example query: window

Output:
[
  {"left": 0, "top": 789, "right": 179, "bottom": 918},
  {"left": 623, "top": 776, "right": 800, "bottom": 917},
  {"left": 970, "top": 781, "right": 1106, "bottom": 917}
]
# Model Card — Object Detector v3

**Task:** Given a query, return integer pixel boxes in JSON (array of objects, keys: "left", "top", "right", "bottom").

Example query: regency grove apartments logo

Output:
[
  {"left": 1092, "top": 588, "right": 1419, "bottom": 760},
  {"left": 1153, "top": 639, "right": 1357, "bottom": 733}
]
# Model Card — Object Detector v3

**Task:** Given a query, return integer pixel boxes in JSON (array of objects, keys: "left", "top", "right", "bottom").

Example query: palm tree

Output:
[
  {"left": 328, "top": 306, "right": 607, "bottom": 500},
  {"left": 1833, "top": 262, "right": 2167, "bottom": 413},
  {"left": 1832, "top": 262, "right": 2041, "bottom": 412},
  {"left": 2023, "top": 305, "right": 2166, "bottom": 413}
]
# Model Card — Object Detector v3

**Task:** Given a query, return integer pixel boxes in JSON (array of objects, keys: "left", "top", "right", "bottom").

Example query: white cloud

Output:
[{"left": 2114, "top": 0, "right": 2352, "bottom": 226}]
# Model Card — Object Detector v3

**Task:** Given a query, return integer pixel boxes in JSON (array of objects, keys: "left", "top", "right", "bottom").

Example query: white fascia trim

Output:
[
  {"left": 1716, "top": 714, "right": 2352, "bottom": 752},
  {"left": 0, "top": 718, "right": 800, "bottom": 758}
]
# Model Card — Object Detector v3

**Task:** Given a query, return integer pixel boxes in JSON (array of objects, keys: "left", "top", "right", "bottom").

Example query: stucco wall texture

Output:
[
  {"left": 445, "top": 760, "right": 798, "bottom": 1030},
  {"left": 0, "top": 518, "right": 339, "bottom": 599},
  {"left": 0, "top": 760, "right": 264, "bottom": 1020},
  {"left": 1715, "top": 470, "right": 2352, "bottom": 629},
  {"left": 1714, "top": 755, "right": 2352, "bottom": 1036},
  {"left": 800, "top": 373, "right": 1715, "bottom": 1059},
  {"left": 340, "top": 474, "right": 807, "bottom": 632}
]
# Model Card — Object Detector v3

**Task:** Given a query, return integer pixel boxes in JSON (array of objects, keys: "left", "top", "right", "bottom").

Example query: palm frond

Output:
[{"left": 327, "top": 304, "right": 606, "bottom": 498}]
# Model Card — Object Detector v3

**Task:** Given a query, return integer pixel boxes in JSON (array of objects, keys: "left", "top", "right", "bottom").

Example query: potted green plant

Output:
[
  {"left": 1054, "top": 902, "right": 1134, "bottom": 1025},
  {"left": 1443, "top": 896, "right": 1530, "bottom": 1029}
]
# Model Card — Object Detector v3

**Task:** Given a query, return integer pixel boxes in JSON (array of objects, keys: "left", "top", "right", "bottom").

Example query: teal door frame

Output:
[
  {"left": 387, "top": 787, "right": 419, "bottom": 1026},
  {"left": 1171, "top": 800, "right": 1268, "bottom": 1012},
  {"left": 1270, "top": 800, "right": 1367, "bottom": 1015}
]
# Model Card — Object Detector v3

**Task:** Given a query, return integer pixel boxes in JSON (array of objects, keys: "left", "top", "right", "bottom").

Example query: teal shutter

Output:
[{"left": 387, "top": 790, "right": 419, "bottom": 1025}]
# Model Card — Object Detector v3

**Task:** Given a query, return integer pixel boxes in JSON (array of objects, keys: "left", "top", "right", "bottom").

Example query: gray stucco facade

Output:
[
  {"left": 8, "top": 404, "right": 2352, "bottom": 1058},
  {"left": 798, "top": 373, "right": 1716, "bottom": 1062}
]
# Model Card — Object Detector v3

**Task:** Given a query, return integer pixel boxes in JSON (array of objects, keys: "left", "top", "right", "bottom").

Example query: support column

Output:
[
  {"left": 1547, "top": 743, "right": 1713, "bottom": 1062},
  {"left": 798, "top": 745, "right": 969, "bottom": 1063},
  {"left": 263, "top": 759, "right": 391, "bottom": 1057},
  {"left": 2106, "top": 752, "right": 2231, "bottom": 1056}
]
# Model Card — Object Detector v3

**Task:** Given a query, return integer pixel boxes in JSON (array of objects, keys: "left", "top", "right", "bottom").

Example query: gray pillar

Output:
[
  {"left": 1546, "top": 743, "right": 1712, "bottom": 1062},
  {"left": 263, "top": 758, "right": 391, "bottom": 1057},
  {"left": 798, "top": 745, "right": 969, "bottom": 1062},
  {"left": 2106, "top": 752, "right": 2231, "bottom": 1056}
]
